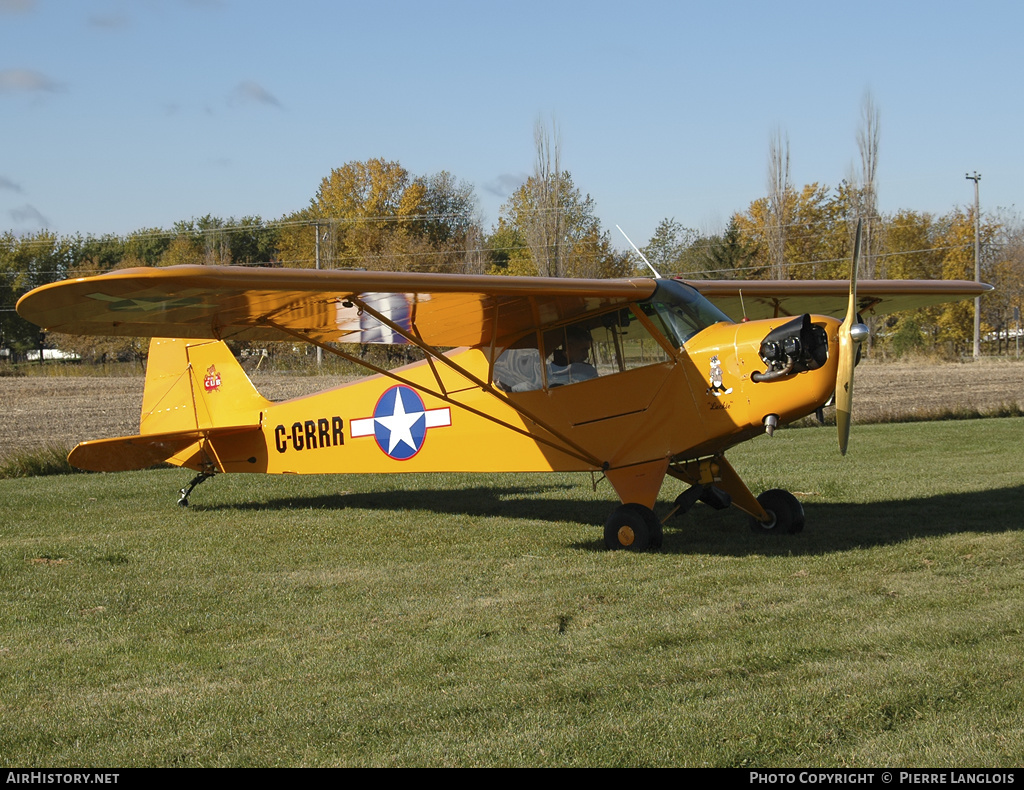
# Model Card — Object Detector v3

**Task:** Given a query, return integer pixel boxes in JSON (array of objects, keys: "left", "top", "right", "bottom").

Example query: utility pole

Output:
[
  {"left": 314, "top": 221, "right": 322, "bottom": 366},
  {"left": 965, "top": 172, "right": 982, "bottom": 359}
]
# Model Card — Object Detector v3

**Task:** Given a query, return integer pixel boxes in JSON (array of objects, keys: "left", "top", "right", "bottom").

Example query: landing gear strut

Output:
[
  {"left": 178, "top": 471, "right": 215, "bottom": 507},
  {"left": 664, "top": 483, "right": 732, "bottom": 521}
]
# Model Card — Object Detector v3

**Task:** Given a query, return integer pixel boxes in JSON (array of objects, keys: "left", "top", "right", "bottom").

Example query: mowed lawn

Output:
[{"left": 1, "top": 418, "right": 1022, "bottom": 767}]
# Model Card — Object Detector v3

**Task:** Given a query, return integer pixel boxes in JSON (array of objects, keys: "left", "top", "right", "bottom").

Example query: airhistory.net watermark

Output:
[{"left": 5, "top": 774, "right": 119, "bottom": 785}]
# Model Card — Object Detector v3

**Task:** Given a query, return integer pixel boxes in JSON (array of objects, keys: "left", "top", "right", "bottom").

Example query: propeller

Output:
[{"left": 836, "top": 220, "right": 871, "bottom": 455}]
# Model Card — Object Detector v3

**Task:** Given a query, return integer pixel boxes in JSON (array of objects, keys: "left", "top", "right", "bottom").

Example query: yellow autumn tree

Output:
[
  {"left": 732, "top": 197, "right": 774, "bottom": 277},
  {"left": 873, "top": 210, "right": 946, "bottom": 355},
  {"left": 734, "top": 182, "right": 856, "bottom": 279},
  {"left": 788, "top": 182, "right": 856, "bottom": 279},
  {"left": 934, "top": 208, "right": 996, "bottom": 351},
  {"left": 276, "top": 159, "right": 480, "bottom": 273}
]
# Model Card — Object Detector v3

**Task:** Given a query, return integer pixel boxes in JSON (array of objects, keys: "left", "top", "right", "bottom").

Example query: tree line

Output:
[
  {"left": 2, "top": 155, "right": 1021, "bottom": 364},
  {"left": 646, "top": 183, "right": 1023, "bottom": 357}
]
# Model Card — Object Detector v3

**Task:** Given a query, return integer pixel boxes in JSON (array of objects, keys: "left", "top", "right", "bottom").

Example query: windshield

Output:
[{"left": 638, "top": 280, "right": 732, "bottom": 347}]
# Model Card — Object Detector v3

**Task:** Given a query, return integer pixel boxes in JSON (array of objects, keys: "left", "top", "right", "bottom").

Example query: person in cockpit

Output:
[{"left": 547, "top": 326, "right": 597, "bottom": 386}]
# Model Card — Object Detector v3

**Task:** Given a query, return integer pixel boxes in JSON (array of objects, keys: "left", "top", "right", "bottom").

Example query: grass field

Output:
[{"left": 2, "top": 418, "right": 1022, "bottom": 767}]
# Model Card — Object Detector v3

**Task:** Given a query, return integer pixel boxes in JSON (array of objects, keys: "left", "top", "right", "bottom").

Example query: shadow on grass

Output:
[
  {"left": 188, "top": 477, "right": 1024, "bottom": 557},
  {"left": 657, "top": 485, "right": 1024, "bottom": 557},
  {"left": 194, "top": 482, "right": 598, "bottom": 521}
]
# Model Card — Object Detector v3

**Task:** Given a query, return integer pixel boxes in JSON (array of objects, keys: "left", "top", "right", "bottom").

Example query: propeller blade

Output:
[{"left": 837, "top": 220, "right": 868, "bottom": 455}]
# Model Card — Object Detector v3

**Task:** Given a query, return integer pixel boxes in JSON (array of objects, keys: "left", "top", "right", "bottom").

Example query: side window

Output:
[
  {"left": 492, "top": 343, "right": 545, "bottom": 392},
  {"left": 492, "top": 323, "right": 599, "bottom": 391},
  {"left": 493, "top": 309, "right": 673, "bottom": 392},
  {"left": 598, "top": 309, "right": 675, "bottom": 372},
  {"left": 546, "top": 324, "right": 600, "bottom": 386}
]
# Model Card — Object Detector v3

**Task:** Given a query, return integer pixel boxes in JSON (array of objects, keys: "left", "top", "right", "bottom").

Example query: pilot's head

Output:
[{"left": 564, "top": 326, "right": 592, "bottom": 363}]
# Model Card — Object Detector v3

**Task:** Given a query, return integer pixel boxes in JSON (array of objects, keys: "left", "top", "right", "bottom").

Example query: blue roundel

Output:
[{"left": 372, "top": 385, "right": 428, "bottom": 460}]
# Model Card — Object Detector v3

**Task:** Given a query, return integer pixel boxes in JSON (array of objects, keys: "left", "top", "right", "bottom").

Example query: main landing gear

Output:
[
  {"left": 603, "top": 485, "right": 804, "bottom": 550},
  {"left": 747, "top": 488, "right": 805, "bottom": 534}
]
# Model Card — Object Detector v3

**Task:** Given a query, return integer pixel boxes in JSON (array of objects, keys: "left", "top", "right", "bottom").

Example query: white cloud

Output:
[
  {"left": 0, "top": 0, "right": 36, "bottom": 14},
  {"left": 88, "top": 12, "right": 132, "bottom": 30},
  {"left": 10, "top": 204, "right": 49, "bottom": 227},
  {"left": 0, "top": 68, "right": 65, "bottom": 94},
  {"left": 485, "top": 173, "right": 527, "bottom": 199},
  {"left": 231, "top": 81, "right": 282, "bottom": 109}
]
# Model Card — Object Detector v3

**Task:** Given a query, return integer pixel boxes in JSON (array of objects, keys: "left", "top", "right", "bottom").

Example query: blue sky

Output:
[{"left": 2, "top": 0, "right": 1021, "bottom": 249}]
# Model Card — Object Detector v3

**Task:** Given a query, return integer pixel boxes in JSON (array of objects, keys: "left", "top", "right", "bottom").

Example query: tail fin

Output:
[
  {"left": 140, "top": 338, "right": 271, "bottom": 435},
  {"left": 68, "top": 339, "right": 269, "bottom": 473}
]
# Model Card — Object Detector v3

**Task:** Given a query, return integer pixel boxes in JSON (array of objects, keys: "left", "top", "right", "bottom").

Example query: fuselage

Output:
[{"left": 192, "top": 311, "right": 841, "bottom": 479}]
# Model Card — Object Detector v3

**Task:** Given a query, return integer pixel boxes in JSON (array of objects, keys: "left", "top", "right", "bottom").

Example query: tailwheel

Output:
[
  {"left": 604, "top": 503, "right": 662, "bottom": 551},
  {"left": 748, "top": 489, "right": 805, "bottom": 535},
  {"left": 178, "top": 470, "right": 215, "bottom": 507}
]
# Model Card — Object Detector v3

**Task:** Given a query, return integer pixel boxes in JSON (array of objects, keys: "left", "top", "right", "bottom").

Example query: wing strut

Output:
[
  {"left": 351, "top": 297, "right": 610, "bottom": 466},
  {"left": 262, "top": 318, "right": 607, "bottom": 470}
]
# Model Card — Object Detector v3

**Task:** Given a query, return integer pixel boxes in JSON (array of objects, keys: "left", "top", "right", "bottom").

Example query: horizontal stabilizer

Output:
[{"left": 69, "top": 426, "right": 260, "bottom": 472}]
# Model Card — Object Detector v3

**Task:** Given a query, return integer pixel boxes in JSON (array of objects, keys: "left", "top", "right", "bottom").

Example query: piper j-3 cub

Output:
[{"left": 16, "top": 224, "right": 990, "bottom": 550}]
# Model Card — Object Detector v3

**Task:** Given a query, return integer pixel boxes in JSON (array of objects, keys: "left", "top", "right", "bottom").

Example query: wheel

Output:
[
  {"left": 624, "top": 502, "right": 663, "bottom": 549},
  {"left": 604, "top": 503, "right": 658, "bottom": 551},
  {"left": 748, "top": 488, "right": 804, "bottom": 535}
]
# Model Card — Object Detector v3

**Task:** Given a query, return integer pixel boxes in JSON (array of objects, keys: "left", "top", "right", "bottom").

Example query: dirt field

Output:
[{"left": 1, "top": 359, "right": 1022, "bottom": 461}]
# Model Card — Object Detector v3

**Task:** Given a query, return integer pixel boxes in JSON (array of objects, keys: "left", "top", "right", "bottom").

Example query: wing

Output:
[
  {"left": 18, "top": 265, "right": 991, "bottom": 347},
  {"left": 688, "top": 279, "right": 993, "bottom": 322},
  {"left": 17, "top": 265, "right": 658, "bottom": 348}
]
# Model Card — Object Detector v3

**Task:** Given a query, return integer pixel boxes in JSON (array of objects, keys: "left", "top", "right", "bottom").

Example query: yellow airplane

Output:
[{"left": 16, "top": 232, "right": 990, "bottom": 550}]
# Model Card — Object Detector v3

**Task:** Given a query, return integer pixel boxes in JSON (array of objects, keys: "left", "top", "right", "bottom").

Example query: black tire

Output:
[
  {"left": 790, "top": 495, "right": 806, "bottom": 533},
  {"left": 604, "top": 504, "right": 654, "bottom": 551},
  {"left": 748, "top": 488, "right": 804, "bottom": 535}
]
